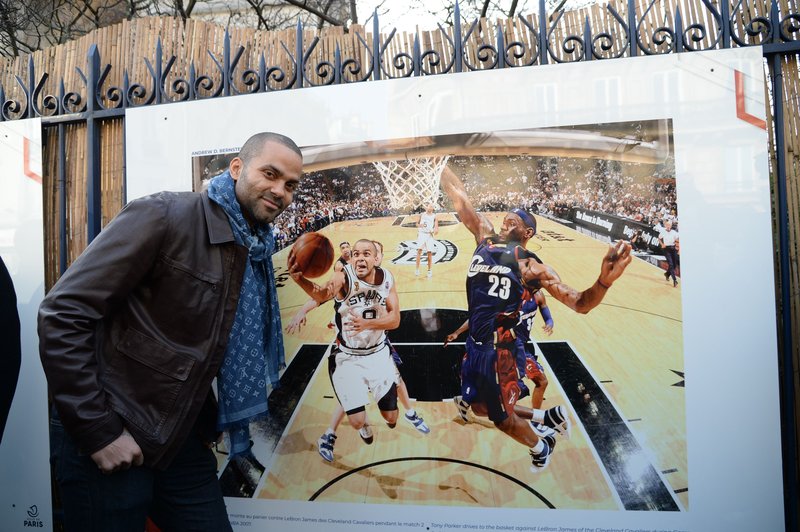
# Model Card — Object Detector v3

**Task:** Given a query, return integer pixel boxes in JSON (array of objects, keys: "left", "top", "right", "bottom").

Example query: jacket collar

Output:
[{"left": 202, "top": 191, "right": 237, "bottom": 245}]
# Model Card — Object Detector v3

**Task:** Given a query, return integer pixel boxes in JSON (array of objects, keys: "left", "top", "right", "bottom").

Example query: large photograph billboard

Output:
[{"left": 126, "top": 47, "right": 781, "bottom": 531}]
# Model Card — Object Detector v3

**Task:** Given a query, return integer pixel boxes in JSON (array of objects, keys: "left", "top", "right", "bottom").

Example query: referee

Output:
[{"left": 658, "top": 219, "right": 680, "bottom": 287}]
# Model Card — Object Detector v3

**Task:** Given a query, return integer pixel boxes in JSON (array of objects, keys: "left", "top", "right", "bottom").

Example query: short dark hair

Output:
[
  {"left": 354, "top": 239, "right": 377, "bottom": 253},
  {"left": 339, "top": 241, "right": 350, "bottom": 248},
  {"left": 237, "top": 132, "right": 302, "bottom": 166}
]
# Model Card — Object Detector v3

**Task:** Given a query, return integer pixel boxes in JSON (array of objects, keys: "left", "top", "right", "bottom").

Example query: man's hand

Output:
[
  {"left": 287, "top": 253, "right": 304, "bottom": 282},
  {"left": 541, "top": 323, "right": 553, "bottom": 336},
  {"left": 345, "top": 311, "right": 370, "bottom": 334},
  {"left": 598, "top": 241, "right": 632, "bottom": 288},
  {"left": 443, "top": 332, "right": 459, "bottom": 347},
  {"left": 284, "top": 312, "right": 307, "bottom": 334},
  {"left": 90, "top": 428, "right": 144, "bottom": 474}
]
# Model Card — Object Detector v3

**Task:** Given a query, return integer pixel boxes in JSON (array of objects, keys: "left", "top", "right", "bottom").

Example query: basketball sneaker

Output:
[
  {"left": 529, "top": 437, "right": 554, "bottom": 472},
  {"left": 317, "top": 432, "right": 336, "bottom": 462},
  {"left": 453, "top": 395, "right": 470, "bottom": 423},
  {"left": 358, "top": 424, "right": 374, "bottom": 445},
  {"left": 530, "top": 421, "right": 556, "bottom": 440},
  {"left": 404, "top": 411, "right": 430, "bottom": 434},
  {"left": 543, "top": 405, "right": 571, "bottom": 439},
  {"left": 427, "top": 269, "right": 432, "bottom": 278},
  {"left": 415, "top": 269, "right": 420, "bottom": 276}
]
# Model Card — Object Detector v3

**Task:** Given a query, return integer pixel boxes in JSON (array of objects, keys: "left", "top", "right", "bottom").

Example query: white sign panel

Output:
[{"left": 125, "top": 47, "right": 780, "bottom": 532}]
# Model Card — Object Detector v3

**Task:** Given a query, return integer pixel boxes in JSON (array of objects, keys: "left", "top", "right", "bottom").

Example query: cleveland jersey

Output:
[
  {"left": 466, "top": 237, "right": 536, "bottom": 343},
  {"left": 334, "top": 264, "right": 393, "bottom": 355},
  {"left": 515, "top": 290, "right": 539, "bottom": 345}
]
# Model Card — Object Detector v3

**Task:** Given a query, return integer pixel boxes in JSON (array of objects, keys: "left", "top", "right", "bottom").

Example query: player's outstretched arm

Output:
[
  {"left": 285, "top": 298, "right": 320, "bottom": 334},
  {"left": 440, "top": 166, "right": 493, "bottom": 242},
  {"left": 534, "top": 291, "right": 554, "bottom": 335},
  {"left": 444, "top": 319, "right": 469, "bottom": 346},
  {"left": 523, "top": 241, "right": 632, "bottom": 314},
  {"left": 288, "top": 255, "right": 345, "bottom": 304}
]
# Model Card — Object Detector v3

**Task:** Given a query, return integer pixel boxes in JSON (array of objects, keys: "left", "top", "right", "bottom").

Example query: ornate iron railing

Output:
[{"left": 1, "top": 0, "right": 799, "bottom": 121}]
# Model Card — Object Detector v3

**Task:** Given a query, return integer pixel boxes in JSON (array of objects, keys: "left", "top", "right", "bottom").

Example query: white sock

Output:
[
  {"left": 406, "top": 409, "right": 417, "bottom": 417},
  {"left": 531, "top": 440, "right": 544, "bottom": 453},
  {"left": 532, "top": 409, "right": 545, "bottom": 423}
]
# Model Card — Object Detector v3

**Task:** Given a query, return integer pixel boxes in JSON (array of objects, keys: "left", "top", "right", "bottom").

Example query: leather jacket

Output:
[{"left": 39, "top": 191, "right": 247, "bottom": 469}]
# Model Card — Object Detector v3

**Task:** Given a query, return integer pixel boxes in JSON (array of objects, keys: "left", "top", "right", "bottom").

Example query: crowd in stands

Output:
[{"left": 271, "top": 156, "right": 678, "bottom": 251}]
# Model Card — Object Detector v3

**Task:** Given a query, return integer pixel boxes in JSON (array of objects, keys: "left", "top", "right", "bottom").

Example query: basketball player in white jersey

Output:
[
  {"left": 289, "top": 239, "right": 401, "bottom": 454},
  {"left": 286, "top": 240, "right": 430, "bottom": 463},
  {"left": 415, "top": 204, "right": 439, "bottom": 278}
]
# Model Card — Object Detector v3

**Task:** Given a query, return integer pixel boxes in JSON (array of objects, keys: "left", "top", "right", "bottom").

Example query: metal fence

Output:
[{"left": 1, "top": 0, "right": 798, "bottom": 527}]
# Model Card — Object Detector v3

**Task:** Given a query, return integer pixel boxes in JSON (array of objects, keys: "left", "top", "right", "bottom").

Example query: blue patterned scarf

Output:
[{"left": 208, "top": 170, "right": 285, "bottom": 456}]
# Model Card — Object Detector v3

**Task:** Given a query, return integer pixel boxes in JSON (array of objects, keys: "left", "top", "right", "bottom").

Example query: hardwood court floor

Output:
[{"left": 258, "top": 213, "right": 686, "bottom": 510}]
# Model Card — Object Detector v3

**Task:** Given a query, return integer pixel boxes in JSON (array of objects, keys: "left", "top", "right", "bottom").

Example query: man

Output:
[
  {"left": 658, "top": 219, "right": 679, "bottom": 287},
  {"left": 334, "top": 241, "right": 352, "bottom": 273},
  {"left": 440, "top": 165, "right": 631, "bottom": 472},
  {"left": 38, "top": 132, "right": 303, "bottom": 531},
  {"left": 307, "top": 240, "right": 429, "bottom": 463},
  {"left": 444, "top": 288, "right": 554, "bottom": 432},
  {"left": 289, "top": 239, "right": 401, "bottom": 453},
  {"left": 415, "top": 204, "right": 439, "bottom": 278}
]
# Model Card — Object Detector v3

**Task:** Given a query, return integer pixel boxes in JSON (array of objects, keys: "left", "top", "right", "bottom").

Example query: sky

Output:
[{"left": 354, "top": 1, "right": 593, "bottom": 33}]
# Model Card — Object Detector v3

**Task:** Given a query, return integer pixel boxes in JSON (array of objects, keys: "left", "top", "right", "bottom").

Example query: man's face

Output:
[
  {"left": 425, "top": 204, "right": 434, "bottom": 214},
  {"left": 499, "top": 212, "right": 530, "bottom": 243},
  {"left": 340, "top": 243, "right": 351, "bottom": 260},
  {"left": 230, "top": 140, "right": 303, "bottom": 225},
  {"left": 351, "top": 241, "right": 377, "bottom": 279},
  {"left": 665, "top": 220, "right": 673, "bottom": 231}
]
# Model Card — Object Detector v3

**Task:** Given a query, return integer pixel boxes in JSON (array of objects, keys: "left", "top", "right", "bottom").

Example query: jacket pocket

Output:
[{"left": 105, "top": 328, "right": 195, "bottom": 438}]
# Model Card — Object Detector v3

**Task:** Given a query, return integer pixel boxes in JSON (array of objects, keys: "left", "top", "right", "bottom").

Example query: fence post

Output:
[
  {"left": 296, "top": 20, "right": 305, "bottom": 88},
  {"left": 584, "top": 17, "right": 592, "bottom": 60},
  {"left": 372, "top": 10, "right": 382, "bottom": 80},
  {"left": 155, "top": 39, "right": 164, "bottom": 104},
  {"left": 26, "top": 56, "right": 35, "bottom": 119},
  {"left": 720, "top": 0, "right": 731, "bottom": 48},
  {"left": 413, "top": 33, "right": 421, "bottom": 76},
  {"left": 223, "top": 32, "right": 232, "bottom": 96},
  {"left": 497, "top": 24, "right": 506, "bottom": 68},
  {"left": 454, "top": 2, "right": 463, "bottom": 73},
  {"left": 539, "top": 0, "right": 549, "bottom": 65},
  {"left": 769, "top": 50, "right": 799, "bottom": 532},
  {"left": 628, "top": 0, "right": 638, "bottom": 57},
  {"left": 86, "top": 45, "right": 102, "bottom": 242}
]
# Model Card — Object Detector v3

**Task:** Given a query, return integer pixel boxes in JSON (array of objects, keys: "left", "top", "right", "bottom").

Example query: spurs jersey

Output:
[
  {"left": 334, "top": 264, "right": 394, "bottom": 355},
  {"left": 466, "top": 237, "right": 538, "bottom": 344},
  {"left": 418, "top": 213, "right": 436, "bottom": 236}
]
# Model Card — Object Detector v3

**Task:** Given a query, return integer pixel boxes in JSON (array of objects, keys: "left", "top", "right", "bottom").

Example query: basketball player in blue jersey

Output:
[
  {"left": 446, "top": 288, "right": 553, "bottom": 434},
  {"left": 440, "top": 165, "right": 632, "bottom": 472},
  {"left": 289, "top": 239, "right": 402, "bottom": 456},
  {"left": 516, "top": 288, "right": 556, "bottom": 436}
]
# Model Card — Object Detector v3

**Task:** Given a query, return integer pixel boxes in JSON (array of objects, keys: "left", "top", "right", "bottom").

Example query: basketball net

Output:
[{"left": 371, "top": 156, "right": 450, "bottom": 210}]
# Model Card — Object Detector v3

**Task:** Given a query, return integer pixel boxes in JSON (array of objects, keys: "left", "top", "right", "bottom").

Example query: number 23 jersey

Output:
[{"left": 466, "top": 237, "right": 531, "bottom": 344}]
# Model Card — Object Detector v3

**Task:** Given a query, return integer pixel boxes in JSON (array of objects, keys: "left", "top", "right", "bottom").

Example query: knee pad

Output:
[{"left": 377, "top": 383, "right": 398, "bottom": 412}]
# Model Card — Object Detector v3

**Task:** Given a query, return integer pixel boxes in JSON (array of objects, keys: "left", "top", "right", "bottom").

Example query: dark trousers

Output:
[
  {"left": 50, "top": 417, "right": 232, "bottom": 532},
  {"left": 664, "top": 246, "right": 679, "bottom": 282}
]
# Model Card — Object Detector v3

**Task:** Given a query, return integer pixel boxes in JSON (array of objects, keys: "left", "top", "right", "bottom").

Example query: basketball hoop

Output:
[{"left": 371, "top": 156, "right": 449, "bottom": 210}]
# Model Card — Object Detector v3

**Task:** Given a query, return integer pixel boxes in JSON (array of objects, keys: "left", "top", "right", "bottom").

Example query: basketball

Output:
[{"left": 289, "top": 232, "right": 334, "bottom": 278}]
